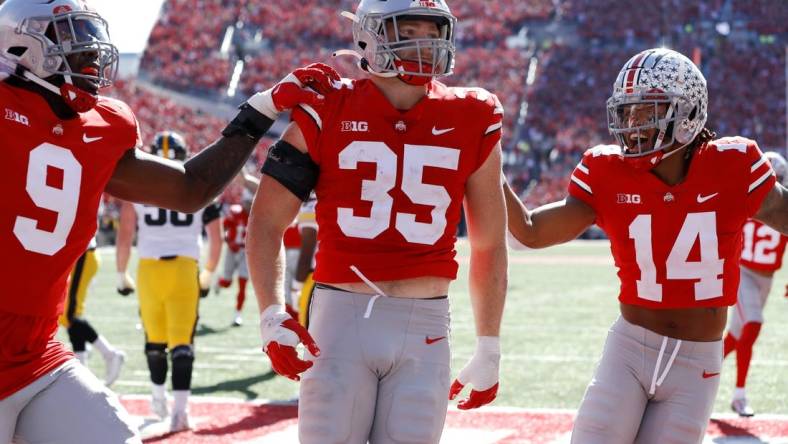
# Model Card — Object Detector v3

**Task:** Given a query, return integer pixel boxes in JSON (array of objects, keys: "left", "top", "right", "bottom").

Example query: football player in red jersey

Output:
[
  {"left": 0, "top": 0, "right": 333, "bottom": 442},
  {"left": 723, "top": 151, "right": 787, "bottom": 417},
  {"left": 505, "top": 48, "right": 787, "bottom": 443},
  {"left": 219, "top": 196, "right": 252, "bottom": 326},
  {"left": 247, "top": 0, "right": 507, "bottom": 442}
]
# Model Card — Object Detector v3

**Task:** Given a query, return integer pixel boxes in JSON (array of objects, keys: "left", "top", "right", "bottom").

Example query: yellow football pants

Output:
[
  {"left": 137, "top": 257, "right": 199, "bottom": 349},
  {"left": 298, "top": 272, "right": 316, "bottom": 327},
  {"left": 59, "top": 249, "right": 99, "bottom": 327}
]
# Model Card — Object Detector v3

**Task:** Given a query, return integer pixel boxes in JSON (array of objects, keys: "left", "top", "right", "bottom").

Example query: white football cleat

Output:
[
  {"left": 151, "top": 394, "right": 169, "bottom": 420},
  {"left": 104, "top": 350, "right": 126, "bottom": 387},
  {"left": 731, "top": 398, "right": 755, "bottom": 417},
  {"left": 232, "top": 311, "right": 243, "bottom": 327},
  {"left": 170, "top": 410, "right": 191, "bottom": 432}
]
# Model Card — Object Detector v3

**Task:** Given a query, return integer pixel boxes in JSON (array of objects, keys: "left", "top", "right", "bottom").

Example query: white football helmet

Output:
[
  {"left": 765, "top": 151, "right": 787, "bottom": 186},
  {"left": 0, "top": 0, "right": 118, "bottom": 111},
  {"left": 339, "top": 0, "right": 457, "bottom": 85},
  {"left": 607, "top": 48, "right": 708, "bottom": 170}
]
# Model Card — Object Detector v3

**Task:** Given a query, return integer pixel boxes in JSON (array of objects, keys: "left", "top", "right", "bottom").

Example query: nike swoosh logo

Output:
[
  {"left": 702, "top": 370, "right": 720, "bottom": 379},
  {"left": 425, "top": 336, "right": 446, "bottom": 345},
  {"left": 696, "top": 192, "right": 719, "bottom": 203},
  {"left": 432, "top": 127, "right": 454, "bottom": 136},
  {"left": 83, "top": 134, "right": 103, "bottom": 144}
]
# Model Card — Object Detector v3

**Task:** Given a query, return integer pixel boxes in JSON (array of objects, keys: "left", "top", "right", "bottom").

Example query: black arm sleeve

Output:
[{"left": 260, "top": 140, "right": 319, "bottom": 202}]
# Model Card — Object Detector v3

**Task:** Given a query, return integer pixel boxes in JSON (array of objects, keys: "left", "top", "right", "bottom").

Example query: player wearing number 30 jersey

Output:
[
  {"left": 248, "top": 1, "right": 508, "bottom": 443},
  {"left": 505, "top": 48, "right": 787, "bottom": 443}
]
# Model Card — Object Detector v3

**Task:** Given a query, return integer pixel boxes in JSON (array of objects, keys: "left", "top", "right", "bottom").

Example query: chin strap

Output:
[{"left": 0, "top": 56, "right": 97, "bottom": 113}]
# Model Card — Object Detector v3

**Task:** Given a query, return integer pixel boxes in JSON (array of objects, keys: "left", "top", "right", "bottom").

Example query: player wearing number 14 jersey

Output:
[
  {"left": 0, "top": 0, "right": 327, "bottom": 441},
  {"left": 248, "top": 1, "right": 507, "bottom": 443},
  {"left": 505, "top": 48, "right": 787, "bottom": 443}
]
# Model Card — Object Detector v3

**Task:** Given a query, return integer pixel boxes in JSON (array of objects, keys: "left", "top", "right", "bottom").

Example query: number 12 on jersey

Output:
[{"left": 628, "top": 212, "right": 724, "bottom": 302}]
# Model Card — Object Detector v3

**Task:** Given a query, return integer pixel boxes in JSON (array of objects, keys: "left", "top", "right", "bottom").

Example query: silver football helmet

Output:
[
  {"left": 0, "top": 0, "right": 118, "bottom": 110},
  {"left": 339, "top": 0, "right": 457, "bottom": 83},
  {"left": 607, "top": 48, "right": 708, "bottom": 168},
  {"left": 765, "top": 151, "right": 787, "bottom": 186}
]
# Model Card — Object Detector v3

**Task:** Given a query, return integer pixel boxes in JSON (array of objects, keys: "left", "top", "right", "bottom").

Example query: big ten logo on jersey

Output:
[
  {"left": 143, "top": 207, "right": 194, "bottom": 227},
  {"left": 617, "top": 193, "right": 642, "bottom": 204},
  {"left": 341, "top": 121, "right": 369, "bottom": 132},
  {"left": 5, "top": 108, "right": 29, "bottom": 127}
]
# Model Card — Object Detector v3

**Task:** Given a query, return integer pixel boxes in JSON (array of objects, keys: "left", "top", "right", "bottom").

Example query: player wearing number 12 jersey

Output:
[
  {"left": 723, "top": 151, "right": 788, "bottom": 417},
  {"left": 505, "top": 48, "right": 787, "bottom": 443},
  {"left": 0, "top": 0, "right": 329, "bottom": 441},
  {"left": 248, "top": 1, "right": 507, "bottom": 442}
]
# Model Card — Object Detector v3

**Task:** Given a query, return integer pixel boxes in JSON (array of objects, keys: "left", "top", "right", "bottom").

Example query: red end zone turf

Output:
[{"left": 121, "top": 397, "right": 788, "bottom": 443}]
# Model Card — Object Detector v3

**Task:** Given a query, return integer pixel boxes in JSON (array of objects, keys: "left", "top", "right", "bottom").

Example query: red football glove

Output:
[
  {"left": 449, "top": 336, "right": 500, "bottom": 410},
  {"left": 247, "top": 63, "right": 341, "bottom": 120},
  {"left": 259, "top": 304, "right": 320, "bottom": 381}
]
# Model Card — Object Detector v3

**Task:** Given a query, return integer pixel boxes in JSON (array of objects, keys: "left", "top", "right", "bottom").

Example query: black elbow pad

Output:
[{"left": 260, "top": 140, "right": 319, "bottom": 201}]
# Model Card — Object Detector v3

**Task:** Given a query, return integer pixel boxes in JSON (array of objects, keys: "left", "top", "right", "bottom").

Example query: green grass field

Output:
[{"left": 64, "top": 240, "right": 788, "bottom": 415}]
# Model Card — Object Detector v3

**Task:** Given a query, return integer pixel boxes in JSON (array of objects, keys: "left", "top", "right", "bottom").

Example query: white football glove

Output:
[
  {"left": 259, "top": 304, "right": 320, "bottom": 381},
  {"left": 246, "top": 63, "right": 340, "bottom": 120},
  {"left": 116, "top": 271, "right": 135, "bottom": 296},
  {"left": 449, "top": 336, "right": 500, "bottom": 410}
]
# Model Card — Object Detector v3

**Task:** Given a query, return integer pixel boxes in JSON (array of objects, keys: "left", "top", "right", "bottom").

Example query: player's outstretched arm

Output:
[
  {"left": 106, "top": 63, "right": 339, "bottom": 213},
  {"left": 504, "top": 181, "right": 596, "bottom": 248},
  {"left": 450, "top": 142, "right": 507, "bottom": 410},
  {"left": 754, "top": 183, "right": 788, "bottom": 235},
  {"left": 248, "top": 123, "right": 320, "bottom": 380}
]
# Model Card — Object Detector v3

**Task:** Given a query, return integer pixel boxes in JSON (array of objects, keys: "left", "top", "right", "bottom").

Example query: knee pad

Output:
[
  {"left": 171, "top": 345, "right": 194, "bottom": 391},
  {"left": 145, "top": 343, "right": 168, "bottom": 385},
  {"left": 67, "top": 318, "right": 98, "bottom": 351}
]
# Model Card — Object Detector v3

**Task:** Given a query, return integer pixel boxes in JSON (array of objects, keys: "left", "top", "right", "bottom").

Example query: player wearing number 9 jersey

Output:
[
  {"left": 0, "top": 0, "right": 328, "bottom": 442},
  {"left": 505, "top": 48, "right": 787, "bottom": 443},
  {"left": 248, "top": 1, "right": 508, "bottom": 442}
]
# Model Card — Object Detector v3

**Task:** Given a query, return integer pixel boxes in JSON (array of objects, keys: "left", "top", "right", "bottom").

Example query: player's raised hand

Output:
[
  {"left": 116, "top": 271, "right": 135, "bottom": 296},
  {"left": 449, "top": 336, "right": 500, "bottom": 410},
  {"left": 246, "top": 63, "right": 341, "bottom": 120},
  {"left": 259, "top": 304, "right": 320, "bottom": 381}
]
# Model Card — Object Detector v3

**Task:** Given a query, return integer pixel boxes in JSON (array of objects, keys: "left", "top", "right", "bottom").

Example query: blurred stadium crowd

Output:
[{"left": 100, "top": 0, "right": 786, "bottom": 235}]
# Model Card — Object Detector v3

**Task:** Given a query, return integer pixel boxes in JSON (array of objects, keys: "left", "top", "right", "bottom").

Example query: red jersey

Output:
[
  {"left": 223, "top": 204, "right": 249, "bottom": 252},
  {"left": 740, "top": 219, "right": 787, "bottom": 274},
  {"left": 283, "top": 223, "right": 302, "bottom": 249},
  {"left": 292, "top": 79, "right": 503, "bottom": 283},
  {"left": 568, "top": 137, "right": 776, "bottom": 309},
  {"left": 0, "top": 82, "right": 139, "bottom": 398}
]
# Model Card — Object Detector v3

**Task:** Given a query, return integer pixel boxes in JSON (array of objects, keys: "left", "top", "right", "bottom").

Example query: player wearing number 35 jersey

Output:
[
  {"left": 248, "top": 1, "right": 508, "bottom": 443},
  {"left": 506, "top": 48, "right": 787, "bottom": 443},
  {"left": 0, "top": 0, "right": 329, "bottom": 442}
]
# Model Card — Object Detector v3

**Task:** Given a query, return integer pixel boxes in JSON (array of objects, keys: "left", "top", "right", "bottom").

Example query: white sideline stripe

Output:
[{"left": 118, "top": 395, "right": 788, "bottom": 421}]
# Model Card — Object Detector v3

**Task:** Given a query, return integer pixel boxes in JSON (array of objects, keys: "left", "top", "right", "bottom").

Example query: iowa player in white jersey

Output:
[{"left": 116, "top": 132, "right": 222, "bottom": 432}]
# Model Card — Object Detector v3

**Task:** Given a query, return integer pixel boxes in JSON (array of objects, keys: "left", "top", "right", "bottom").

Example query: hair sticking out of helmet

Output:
[
  {"left": 0, "top": 0, "right": 118, "bottom": 112},
  {"left": 151, "top": 131, "right": 188, "bottom": 162},
  {"left": 335, "top": 0, "right": 457, "bottom": 85},
  {"left": 607, "top": 48, "right": 709, "bottom": 171},
  {"left": 765, "top": 151, "right": 787, "bottom": 186}
]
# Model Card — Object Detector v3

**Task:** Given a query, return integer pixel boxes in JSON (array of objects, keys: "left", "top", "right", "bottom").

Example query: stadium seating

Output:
[{"left": 137, "top": 0, "right": 786, "bottom": 207}]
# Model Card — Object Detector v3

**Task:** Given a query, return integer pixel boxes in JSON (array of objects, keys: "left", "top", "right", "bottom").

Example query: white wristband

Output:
[{"left": 476, "top": 336, "right": 501, "bottom": 355}]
